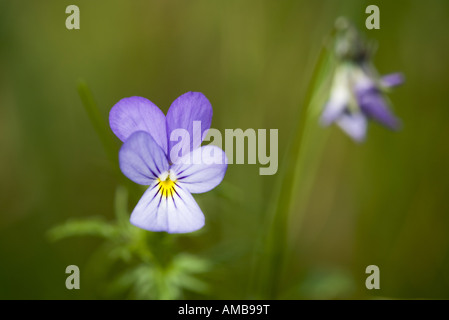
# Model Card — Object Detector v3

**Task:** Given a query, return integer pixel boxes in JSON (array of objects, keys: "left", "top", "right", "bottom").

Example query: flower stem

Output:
[
  {"left": 250, "top": 41, "right": 332, "bottom": 299},
  {"left": 77, "top": 80, "right": 120, "bottom": 172}
]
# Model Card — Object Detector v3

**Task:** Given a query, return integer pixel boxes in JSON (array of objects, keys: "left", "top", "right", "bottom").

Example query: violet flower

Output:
[
  {"left": 320, "top": 19, "right": 404, "bottom": 142},
  {"left": 109, "top": 92, "right": 227, "bottom": 233}
]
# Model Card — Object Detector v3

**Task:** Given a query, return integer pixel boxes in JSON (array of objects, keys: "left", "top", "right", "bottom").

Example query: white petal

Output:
[
  {"left": 130, "top": 181, "right": 205, "bottom": 234},
  {"left": 320, "top": 67, "right": 351, "bottom": 125},
  {"left": 165, "top": 183, "right": 205, "bottom": 233},
  {"left": 337, "top": 112, "right": 367, "bottom": 142},
  {"left": 171, "top": 146, "right": 228, "bottom": 194},
  {"left": 130, "top": 182, "right": 169, "bottom": 232}
]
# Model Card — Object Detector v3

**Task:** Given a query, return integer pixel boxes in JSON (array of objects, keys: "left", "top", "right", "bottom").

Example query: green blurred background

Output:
[{"left": 1, "top": 0, "right": 449, "bottom": 299}]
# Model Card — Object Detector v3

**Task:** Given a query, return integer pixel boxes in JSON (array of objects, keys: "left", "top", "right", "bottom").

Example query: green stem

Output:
[
  {"left": 77, "top": 80, "right": 120, "bottom": 172},
  {"left": 251, "top": 42, "right": 332, "bottom": 299}
]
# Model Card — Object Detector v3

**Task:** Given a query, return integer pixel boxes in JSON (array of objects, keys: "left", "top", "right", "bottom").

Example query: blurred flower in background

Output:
[{"left": 320, "top": 18, "right": 404, "bottom": 142}]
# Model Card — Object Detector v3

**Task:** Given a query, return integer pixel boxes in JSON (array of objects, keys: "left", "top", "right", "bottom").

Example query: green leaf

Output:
[
  {"left": 47, "top": 218, "right": 119, "bottom": 241},
  {"left": 173, "top": 253, "right": 212, "bottom": 274},
  {"left": 108, "top": 253, "right": 213, "bottom": 299}
]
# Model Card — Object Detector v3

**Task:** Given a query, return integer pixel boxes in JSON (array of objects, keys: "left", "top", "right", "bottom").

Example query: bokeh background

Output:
[{"left": 1, "top": 0, "right": 449, "bottom": 299}]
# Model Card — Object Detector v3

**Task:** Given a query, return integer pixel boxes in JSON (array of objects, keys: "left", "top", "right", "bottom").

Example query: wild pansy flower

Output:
[
  {"left": 320, "top": 18, "right": 404, "bottom": 142},
  {"left": 109, "top": 92, "right": 227, "bottom": 233}
]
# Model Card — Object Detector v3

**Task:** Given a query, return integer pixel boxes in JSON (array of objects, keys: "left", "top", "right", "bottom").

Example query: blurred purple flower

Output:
[
  {"left": 320, "top": 19, "right": 404, "bottom": 142},
  {"left": 321, "top": 65, "right": 404, "bottom": 142},
  {"left": 109, "top": 92, "right": 227, "bottom": 233}
]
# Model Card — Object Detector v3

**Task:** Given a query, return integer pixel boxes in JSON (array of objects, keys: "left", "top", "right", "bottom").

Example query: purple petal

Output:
[
  {"left": 171, "top": 145, "right": 228, "bottom": 194},
  {"left": 130, "top": 181, "right": 205, "bottom": 233},
  {"left": 320, "top": 99, "right": 347, "bottom": 126},
  {"left": 381, "top": 73, "right": 404, "bottom": 88},
  {"left": 356, "top": 87, "right": 400, "bottom": 129},
  {"left": 119, "top": 131, "right": 169, "bottom": 185},
  {"left": 166, "top": 92, "right": 212, "bottom": 163},
  {"left": 109, "top": 96, "right": 168, "bottom": 153},
  {"left": 337, "top": 112, "right": 367, "bottom": 142}
]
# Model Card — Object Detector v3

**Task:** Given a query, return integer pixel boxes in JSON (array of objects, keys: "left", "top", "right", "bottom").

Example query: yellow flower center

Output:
[{"left": 158, "top": 177, "right": 177, "bottom": 198}]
